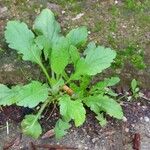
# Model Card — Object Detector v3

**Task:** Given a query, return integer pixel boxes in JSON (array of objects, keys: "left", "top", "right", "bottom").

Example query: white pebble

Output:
[
  {"left": 123, "top": 116, "right": 127, "bottom": 122},
  {"left": 144, "top": 116, "right": 150, "bottom": 122},
  {"left": 125, "top": 128, "right": 129, "bottom": 132},
  {"left": 62, "top": 10, "right": 65, "bottom": 14},
  {"left": 137, "top": 102, "right": 140, "bottom": 106},
  {"left": 115, "top": 0, "right": 118, "bottom": 4}
]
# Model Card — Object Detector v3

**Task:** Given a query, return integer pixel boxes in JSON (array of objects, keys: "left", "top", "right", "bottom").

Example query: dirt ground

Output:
[
  {"left": 0, "top": 100, "right": 150, "bottom": 150},
  {"left": 0, "top": 0, "right": 150, "bottom": 150}
]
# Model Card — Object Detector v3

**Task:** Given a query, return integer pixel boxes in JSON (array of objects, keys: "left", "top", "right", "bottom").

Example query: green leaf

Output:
[
  {"left": 84, "top": 95, "right": 123, "bottom": 119},
  {"left": 69, "top": 45, "right": 80, "bottom": 64},
  {"left": 105, "top": 77, "right": 120, "bottom": 86},
  {"left": 59, "top": 95, "right": 86, "bottom": 126},
  {"left": 16, "top": 81, "right": 49, "bottom": 108},
  {"left": 35, "top": 35, "right": 51, "bottom": 60},
  {"left": 84, "top": 41, "right": 96, "bottom": 55},
  {"left": 106, "top": 89, "right": 118, "bottom": 97},
  {"left": 33, "top": 9, "right": 61, "bottom": 58},
  {"left": 131, "top": 79, "right": 137, "bottom": 91},
  {"left": 51, "top": 37, "right": 70, "bottom": 74},
  {"left": 51, "top": 78, "right": 64, "bottom": 94},
  {"left": 72, "top": 46, "right": 116, "bottom": 79},
  {"left": 21, "top": 115, "right": 42, "bottom": 139},
  {"left": 54, "top": 119, "right": 71, "bottom": 139},
  {"left": 5, "top": 21, "right": 41, "bottom": 63},
  {"left": 66, "top": 26, "right": 88, "bottom": 47},
  {"left": 96, "top": 113, "right": 107, "bottom": 127},
  {"left": 91, "top": 77, "right": 120, "bottom": 94},
  {"left": 0, "top": 81, "right": 49, "bottom": 108},
  {"left": 0, "top": 84, "right": 20, "bottom": 106}
]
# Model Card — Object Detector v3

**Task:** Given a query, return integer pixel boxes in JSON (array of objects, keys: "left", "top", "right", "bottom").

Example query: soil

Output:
[
  {"left": 0, "top": 99, "right": 150, "bottom": 150},
  {"left": 0, "top": 0, "right": 150, "bottom": 150}
]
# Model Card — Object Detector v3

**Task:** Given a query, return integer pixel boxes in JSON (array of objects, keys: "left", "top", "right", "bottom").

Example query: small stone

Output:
[
  {"left": 115, "top": 0, "right": 118, "bottom": 4},
  {"left": 125, "top": 128, "right": 129, "bottom": 132},
  {"left": 92, "top": 138, "right": 98, "bottom": 143},
  {"left": 123, "top": 116, "right": 127, "bottom": 122},
  {"left": 140, "top": 117, "right": 143, "bottom": 120},
  {"left": 131, "top": 124, "right": 135, "bottom": 127},
  {"left": 144, "top": 116, "right": 150, "bottom": 122},
  {"left": 41, "top": 115, "right": 44, "bottom": 118},
  {"left": 62, "top": 10, "right": 65, "bottom": 14},
  {"left": 85, "top": 147, "right": 88, "bottom": 150},
  {"left": 88, "top": 31, "right": 91, "bottom": 34},
  {"left": 137, "top": 102, "right": 140, "bottom": 106}
]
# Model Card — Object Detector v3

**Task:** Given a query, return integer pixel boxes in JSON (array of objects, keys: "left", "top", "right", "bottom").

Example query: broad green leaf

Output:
[
  {"left": 33, "top": 9, "right": 61, "bottom": 58},
  {"left": 131, "top": 79, "right": 137, "bottom": 91},
  {"left": 0, "top": 81, "right": 49, "bottom": 108},
  {"left": 33, "top": 9, "right": 61, "bottom": 40},
  {"left": 59, "top": 95, "right": 86, "bottom": 126},
  {"left": 84, "top": 41, "right": 96, "bottom": 55},
  {"left": 21, "top": 115, "right": 42, "bottom": 139},
  {"left": 51, "top": 37, "right": 70, "bottom": 74},
  {"left": 5, "top": 21, "right": 41, "bottom": 63},
  {"left": 35, "top": 35, "right": 51, "bottom": 60},
  {"left": 66, "top": 26, "right": 88, "bottom": 47},
  {"left": 99, "top": 96, "right": 123, "bottom": 119},
  {"left": 84, "top": 96, "right": 101, "bottom": 114},
  {"left": 84, "top": 95, "right": 123, "bottom": 119},
  {"left": 96, "top": 113, "right": 107, "bottom": 127},
  {"left": 105, "top": 77, "right": 120, "bottom": 86},
  {"left": 16, "top": 81, "right": 49, "bottom": 108},
  {"left": 91, "top": 77, "right": 120, "bottom": 94},
  {"left": 69, "top": 45, "right": 80, "bottom": 64},
  {"left": 0, "top": 84, "right": 20, "bottom": 106},
  {"left": 54, "top": 119, "right": 71, "bottom": 139},
  {"left": 72, "top": 46, "right": 116, "bottom": 79},
  {"left": 106, "top": 89, "right": 118, "bottom": 97}
]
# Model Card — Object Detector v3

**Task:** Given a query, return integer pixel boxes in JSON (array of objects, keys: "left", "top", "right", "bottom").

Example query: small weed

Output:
[
  {"left": 0, "top": 9, "right": 123, "bottom": 139},
  {"left": 131, "top": 79, "right": 140, "bottom": 99}
]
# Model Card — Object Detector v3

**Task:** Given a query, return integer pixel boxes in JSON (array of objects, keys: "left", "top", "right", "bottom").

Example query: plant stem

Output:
[
  {"left": 36, "top": 98, "right": 50, "bottom": 120},
  {"left": 39, "top": 62, "right": 51, "bottom": 86},
  {"left": 27, "top": 98, "right": 53, "bottom": 130},
  {"left": 51, "top": 71, "right": 55, "bottom": 80}
]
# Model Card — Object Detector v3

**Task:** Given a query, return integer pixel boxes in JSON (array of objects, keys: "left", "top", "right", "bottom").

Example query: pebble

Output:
[
  {"left": 92, "top": 137, "right": 99, "bottom": 143},
  {"left": 88, "top": 31, "right": 91, "bottom": 34},
  {"left": 115, "top": 0, "right": 118, "bottom": 4},
  {"left": 123, "top": 116, "right": 127, "bottom": 122},
  {"left": 144, "top": 116, "right": 150, "bottom": 122},
  {"left": 137, "top": 102, "right": 141, "bottom": 106},
  {"left": 125, "top": 128, "right": 129, "bottom": 132},
  {"left": 62, "top": 10, "right": 65, "bottom": 14}
]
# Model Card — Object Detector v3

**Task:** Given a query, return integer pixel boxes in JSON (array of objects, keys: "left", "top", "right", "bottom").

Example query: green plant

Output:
[
  {"left": 0, "top": 9, "right": 123, "bottom": 139},
  {"left": 131, "top": 79, "right": 140, "bottom": 99}
]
